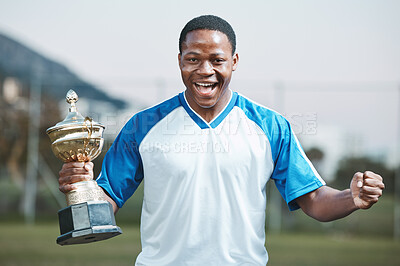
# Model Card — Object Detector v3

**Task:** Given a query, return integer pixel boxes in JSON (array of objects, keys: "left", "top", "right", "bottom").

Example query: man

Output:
[{"left": 59, "top": 15, "right": 384, "bottom": 265}]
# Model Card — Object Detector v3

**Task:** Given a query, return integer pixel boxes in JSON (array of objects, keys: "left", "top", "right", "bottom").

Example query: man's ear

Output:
[
  {"left": 178, "top": 53, "right": 182, "bottom": 69},
  {"left": 232, "top": 53, "right": 239, "bottom": 71}
]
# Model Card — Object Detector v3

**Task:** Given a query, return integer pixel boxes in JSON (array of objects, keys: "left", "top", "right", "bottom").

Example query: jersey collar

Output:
[{"left": 179, "top": 90, "right": 238, "bottom": 129}]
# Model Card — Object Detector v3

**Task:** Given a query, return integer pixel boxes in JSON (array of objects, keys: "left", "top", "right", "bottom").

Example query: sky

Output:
[{"left": 0, "top": 0, "right": 399, "bottom": 172}]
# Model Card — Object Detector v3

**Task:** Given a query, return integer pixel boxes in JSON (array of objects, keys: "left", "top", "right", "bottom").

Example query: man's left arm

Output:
[{"left": 296, "top": 171, "right": 384, "bottom": 222}]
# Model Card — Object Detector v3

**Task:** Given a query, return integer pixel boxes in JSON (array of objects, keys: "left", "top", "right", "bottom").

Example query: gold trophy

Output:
[{"left": 47, "top": 89, "right": 122, "bottom": 245}]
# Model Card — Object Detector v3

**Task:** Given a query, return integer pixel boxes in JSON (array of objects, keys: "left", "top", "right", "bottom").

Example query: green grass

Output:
[
  {"left": 0, "top": 223, "right": 140, "bottom": 266},
  {"left": 267, "top": 233, "right": 400, "bottom": 266},
  {"left": 0, "top": 223, "right": 399, "bottom": 266},
  {"left": 1, "top": 182, "right": 398, "bottom": 265}
]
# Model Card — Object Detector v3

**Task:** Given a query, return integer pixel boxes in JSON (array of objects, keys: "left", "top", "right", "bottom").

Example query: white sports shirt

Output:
[{"left": 97, "top": 90, "right": 325, "bottom": 265}]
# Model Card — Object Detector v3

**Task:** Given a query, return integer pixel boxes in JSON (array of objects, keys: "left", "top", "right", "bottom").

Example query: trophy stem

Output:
[{"left": 66, "top": 180, "right": 106, "bottom": 206}]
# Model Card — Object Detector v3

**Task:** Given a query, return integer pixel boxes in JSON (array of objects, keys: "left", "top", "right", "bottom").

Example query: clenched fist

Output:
[{"left": 351, "top": 171, "right": 384, "bottom": 209}]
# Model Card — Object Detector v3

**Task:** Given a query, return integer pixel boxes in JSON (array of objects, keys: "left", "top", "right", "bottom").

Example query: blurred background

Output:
[{"left": 0, "top": 0, "right": 399, "bottom": 265}]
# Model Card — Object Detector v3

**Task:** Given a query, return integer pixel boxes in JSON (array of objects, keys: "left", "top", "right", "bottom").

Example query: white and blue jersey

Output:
[{"left": 96, "top": 90, "right": 325, "bottom": 265}]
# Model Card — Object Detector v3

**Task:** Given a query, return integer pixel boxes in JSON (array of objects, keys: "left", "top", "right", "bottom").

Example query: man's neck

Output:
[{"left": 185, "top": 89, "right": 232, "bottom": 123}]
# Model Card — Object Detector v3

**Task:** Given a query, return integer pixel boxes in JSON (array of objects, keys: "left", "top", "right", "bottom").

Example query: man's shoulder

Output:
[
  {"left": 235, "top": 93, "right": 287, "bottom": 125},
  {"left": 135, "top": 94, "right": 182, "bottom": 118},
  {"left": 119, "top": 94, "right": 182, "bottom": 141}
]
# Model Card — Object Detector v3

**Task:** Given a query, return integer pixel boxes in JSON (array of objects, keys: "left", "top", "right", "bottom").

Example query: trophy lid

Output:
[{"left": 46, "top": 89, "right": 104, "bottom": 134}]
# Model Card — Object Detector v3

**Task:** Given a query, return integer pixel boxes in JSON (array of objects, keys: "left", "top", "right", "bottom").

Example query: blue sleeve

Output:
[
  {"left": 95, "top": 96, "right": 181, "bottom": 208},
  {"left": 269, "top": 115, "right": 325, "bottom": 211},
  {"left": 96, "top": 116, "right": 144, "bottom": 208},
  {"left": 235, "top": 95, "right": 325, "bottom": 211}
]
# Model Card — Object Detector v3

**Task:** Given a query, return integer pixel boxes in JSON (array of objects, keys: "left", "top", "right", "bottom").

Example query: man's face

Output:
[{"left": 178, "top": 29, "right": 238, "bottom": 117}]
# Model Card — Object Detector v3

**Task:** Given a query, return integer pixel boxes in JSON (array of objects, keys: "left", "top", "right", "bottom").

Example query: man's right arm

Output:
[{"left": 58, "top": 162, "right": 119, "bottom": 214}]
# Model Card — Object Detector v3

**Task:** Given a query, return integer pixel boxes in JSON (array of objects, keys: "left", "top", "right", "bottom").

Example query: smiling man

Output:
[
  {"left": 178, "top": 21, "right": 238, "bottom": 121},
  {"left": 59, "top": 15, "right": 384, "bottom": 265}
]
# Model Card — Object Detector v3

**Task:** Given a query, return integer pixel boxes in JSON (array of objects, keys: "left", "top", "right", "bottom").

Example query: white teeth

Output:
[{"left": 196, "top": 82, "right": 215, "bottom": 87}]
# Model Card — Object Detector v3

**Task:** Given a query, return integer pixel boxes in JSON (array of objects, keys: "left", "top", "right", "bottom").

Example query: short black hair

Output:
[{"left": 179, "top": 15, "right": 236, "bottom": 55}]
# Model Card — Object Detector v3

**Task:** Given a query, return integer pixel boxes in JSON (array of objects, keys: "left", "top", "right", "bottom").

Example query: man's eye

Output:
[
  {"left": 187, "top": 58, "right": 198, "bottom": 62},
  {"left": 214, "top": 58, "right": 225, "bottom": 63}
]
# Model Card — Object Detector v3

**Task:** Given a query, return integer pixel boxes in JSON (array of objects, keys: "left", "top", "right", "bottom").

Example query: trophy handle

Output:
[
  {"left": 82, "top": 117, "right": 94, "bottom": 162},
  {"left": 84, "top": 117, "right": 93, "bottom": 138}
]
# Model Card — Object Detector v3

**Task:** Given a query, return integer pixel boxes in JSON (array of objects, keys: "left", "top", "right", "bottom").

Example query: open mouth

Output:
[{"left": 194, "top": 82, "right": 218, "bottom": 97}]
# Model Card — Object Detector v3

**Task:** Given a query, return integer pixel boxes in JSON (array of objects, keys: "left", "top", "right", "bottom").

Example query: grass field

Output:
[
  {"left": 0, "top": 222, "right": 399, "bottom": 266},
  {"left": 0, "top": 182, "right": 398, "bottom": 265}
]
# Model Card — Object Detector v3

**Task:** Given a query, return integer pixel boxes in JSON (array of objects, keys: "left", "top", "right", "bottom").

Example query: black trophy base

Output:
[{"left": 57, "top": 201, "right": 122, "bottom": 246}]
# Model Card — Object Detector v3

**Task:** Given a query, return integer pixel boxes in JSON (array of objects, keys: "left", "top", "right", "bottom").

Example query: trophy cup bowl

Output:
[{"left": 46, "top": 89, "right": 122, "bottom": 245}]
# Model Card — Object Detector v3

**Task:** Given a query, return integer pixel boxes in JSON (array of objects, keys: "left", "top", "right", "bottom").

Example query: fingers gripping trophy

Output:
[{"left": 47, "top": 90, "right": 122, "bottom": 245}]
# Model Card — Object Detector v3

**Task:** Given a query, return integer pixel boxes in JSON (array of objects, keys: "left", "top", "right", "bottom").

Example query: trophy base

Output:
[
  {"left": 57, "top": 201, "right": 122, "bottom": 246},
  {"left": 57, "top": 224, "right": 122, "bottom": 245}
]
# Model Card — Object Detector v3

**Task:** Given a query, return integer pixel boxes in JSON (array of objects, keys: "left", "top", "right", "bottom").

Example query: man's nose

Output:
[{"left": 197, "top": 61, "right": 214, "bottom": 75}]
